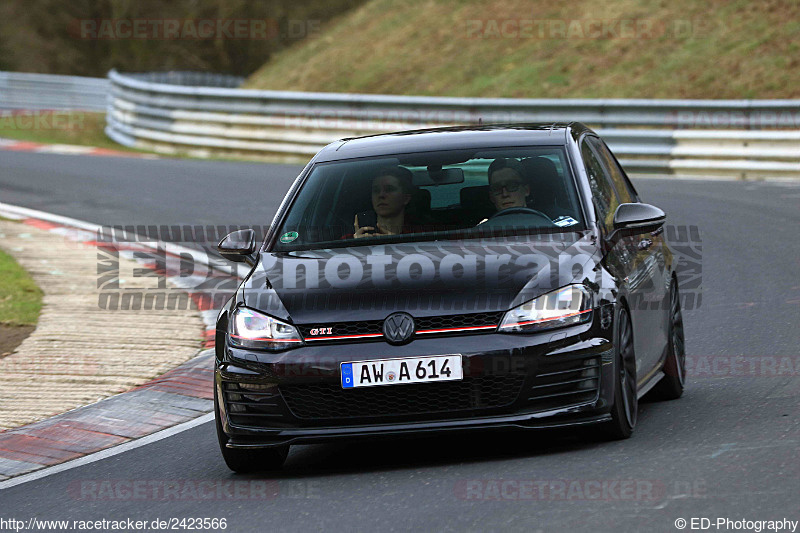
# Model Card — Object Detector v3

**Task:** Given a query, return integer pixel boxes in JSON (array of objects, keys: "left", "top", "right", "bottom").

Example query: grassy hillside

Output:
[{"left": 245, "top": 0, "right": 800, "bottom": 98}]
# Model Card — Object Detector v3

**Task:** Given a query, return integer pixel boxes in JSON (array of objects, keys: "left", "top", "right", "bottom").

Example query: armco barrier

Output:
[
  {"left": 4, "top": 70, "right": 800, "bottom": 178},
  {"left": 106, "top": 70, "right": 800, "bottom": 178},
  {"left": 0, "top": 71, "right": 108, "bottom": 112}
]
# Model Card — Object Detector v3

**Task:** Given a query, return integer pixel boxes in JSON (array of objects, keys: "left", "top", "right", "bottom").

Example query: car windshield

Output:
[{"left": 273, "top": 146, "right": 584, "bottom": 251}]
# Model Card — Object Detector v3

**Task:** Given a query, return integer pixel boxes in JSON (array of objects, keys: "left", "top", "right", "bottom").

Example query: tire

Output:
[
  {"left": 650, "top": 280, "right": 686, "bottom": 401},
  {"left": 215, "top": 391, "right": 289, "bottom": 473},
  {"left": 602, "top": 307, "right": 637, "bottom": 440}
]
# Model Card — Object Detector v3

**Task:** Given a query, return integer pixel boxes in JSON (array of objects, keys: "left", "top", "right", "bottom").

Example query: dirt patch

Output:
[{"left": 0, "top": 324, "right": 35, "bottom": 358}]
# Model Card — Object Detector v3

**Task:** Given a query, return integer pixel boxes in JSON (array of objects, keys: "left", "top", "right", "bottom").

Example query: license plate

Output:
[{"left": 341, "top": 355, "right": 463, "bottom": 389}]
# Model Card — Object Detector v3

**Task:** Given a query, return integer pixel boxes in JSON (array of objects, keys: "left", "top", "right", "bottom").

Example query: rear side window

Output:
[
  {"left": 587, "top": 137, "right": 637, "bottom": 203},
  {"left": 581, "top": 139, "right": 620, "bottom": 233}
]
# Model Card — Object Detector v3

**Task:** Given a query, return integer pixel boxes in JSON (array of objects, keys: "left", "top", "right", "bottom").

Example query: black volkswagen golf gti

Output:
[{"left": 214, "top": 123, "right": 686, "bottom": 472}]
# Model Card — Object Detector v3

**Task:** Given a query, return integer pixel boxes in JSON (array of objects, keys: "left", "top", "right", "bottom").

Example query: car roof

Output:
[{"left": 313, "top": 122, "right": 592, "bottom": 162}]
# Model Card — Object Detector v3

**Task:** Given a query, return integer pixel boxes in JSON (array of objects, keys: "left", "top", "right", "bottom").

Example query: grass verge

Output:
[
  {"left": 0, "top": 247, "right": 43, "bottom": 326},
  {"left": 0, "top": 110, "right": 272, "bottom": 162},
  {"left": 0, "top": 111, "right": 144, "bottom": 153}
]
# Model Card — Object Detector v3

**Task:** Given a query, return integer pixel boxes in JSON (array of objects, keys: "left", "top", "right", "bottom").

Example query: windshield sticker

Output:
[
  {"left": 280, "top": 231, "right": 299, "bottom": 243},
  {"left": 553, "top": 216, "right": 579, "bottom": 227}
]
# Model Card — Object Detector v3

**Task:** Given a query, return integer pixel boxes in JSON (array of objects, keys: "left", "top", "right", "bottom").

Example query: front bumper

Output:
[
  {"left": 224, "top": 412, "right": 613, "bottom": 448},
  {"left": 215, "top": 319, "right": 616, "bottom": 448}
]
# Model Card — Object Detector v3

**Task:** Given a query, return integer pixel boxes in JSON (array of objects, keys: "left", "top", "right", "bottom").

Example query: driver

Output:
[
  {"left": 487, "top": 158, "right": 530, "bottom": 211},
  {"left": 353, "top": 166, "right": 415, "bottom": 238}
]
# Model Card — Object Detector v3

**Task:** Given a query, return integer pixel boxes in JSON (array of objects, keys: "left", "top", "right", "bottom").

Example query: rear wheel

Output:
[
  {"left": 602, "top": 307, "right": 637, "bottom": 440},
  {"left": 650, "top": 280, "right": 686, "bottom": 401},
  {"left": 215, "top": 391, "right": 288, "bottom": 473}
]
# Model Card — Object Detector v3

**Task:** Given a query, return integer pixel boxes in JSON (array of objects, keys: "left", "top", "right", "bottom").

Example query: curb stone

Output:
[
  {"left": 0, "top": 206, "right": 237, "bottom": 480},
  {"left": 0, "top": 137, "right": 158, "bottom": 159}
]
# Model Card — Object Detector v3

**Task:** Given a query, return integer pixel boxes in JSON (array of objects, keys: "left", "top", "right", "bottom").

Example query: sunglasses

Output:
[{"left": 490, "top": 181, "right": 525, "bottom": 195}]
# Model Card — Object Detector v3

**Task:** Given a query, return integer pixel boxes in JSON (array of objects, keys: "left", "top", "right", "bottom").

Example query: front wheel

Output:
[
  {"left": 650, "top": 280, "right": 686, "bottom": 401},
  {"left": 215, "top": 392, "right": 289, "bottom": 473},
  {"left": 601, "top": 307, "right": 637, "bottom": 440}
]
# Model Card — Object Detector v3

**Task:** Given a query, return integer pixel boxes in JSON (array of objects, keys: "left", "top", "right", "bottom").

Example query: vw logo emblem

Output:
[{"left": 383, "top": 313, "right": 415, "bottom": 345}]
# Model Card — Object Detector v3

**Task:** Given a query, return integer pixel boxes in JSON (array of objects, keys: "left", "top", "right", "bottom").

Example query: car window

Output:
[
  {"left": 581, "top": 138, "right": 620, "bottom": 233},
  {"left": 273, "top": 147, "right": 584, "bottom": 251},
  {"left": 587, "top": 137, "right": 637, "bottom": 203}
]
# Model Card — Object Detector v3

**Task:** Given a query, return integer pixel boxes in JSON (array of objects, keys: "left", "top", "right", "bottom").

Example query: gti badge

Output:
[{"left": 310, "top": 327, "right": 333, "bottom": 336}]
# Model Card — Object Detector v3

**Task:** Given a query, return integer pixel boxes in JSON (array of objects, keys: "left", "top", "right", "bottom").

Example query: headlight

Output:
[
  {"left": 498, "top": 285, "right": 593, "bottom": 333},
  {"left": 228, "top": 307, "right": 304, "bottom": 350}
]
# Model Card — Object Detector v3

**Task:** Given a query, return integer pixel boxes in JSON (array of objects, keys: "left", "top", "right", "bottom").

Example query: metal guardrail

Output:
[
  {"left": 0, "top": 71, "right": 108, "bottom": 112},
  {"left": 5, "top": 69, "right": 800, "bottom": 179},
  {"left": 106, "top": 70, "right": 800, "bottom": 178}
]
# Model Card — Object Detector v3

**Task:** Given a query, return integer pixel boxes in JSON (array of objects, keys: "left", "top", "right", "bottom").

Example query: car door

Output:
[
  {"left": 580, "top": 136, "right": 665, "bottom": 383},
  {"left": 589, "top": 137, "right": 670, "bottom": 373}
]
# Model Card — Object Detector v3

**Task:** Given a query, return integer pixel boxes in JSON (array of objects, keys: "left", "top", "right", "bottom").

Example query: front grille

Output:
[
  {"left": 416, "top": 312, "right": 503, "bottom": 332},
  {"left": 297, "top": 311, "right": 502, "bottom": 342},
  {"left": 297, "top": 321, "right": 381, "bottom": 339},
  {"left": 526, "top": 354, "right": 603, "bottom": 412},
  {"left": 222, "top": 382, "right": 287, "bottom": 427},
  {"left": 280, "top": 373, "right": 526, "bottom": 420}
]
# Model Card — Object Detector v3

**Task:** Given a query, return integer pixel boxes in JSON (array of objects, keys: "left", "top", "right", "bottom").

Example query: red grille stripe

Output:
[
  {"left": 416, "top": 325, "right": 498, "bottom": 334},
  {"left": 303, "top": 333, "right": 383, "bottom": 341}
]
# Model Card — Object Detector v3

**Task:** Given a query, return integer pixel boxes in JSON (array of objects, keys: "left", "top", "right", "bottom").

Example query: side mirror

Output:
[
  {"left": 218, "top": 229, "right": 256, "bottom": 262},
  {"left": 607, "top": 203, "right": 665, "bottom": 243}
]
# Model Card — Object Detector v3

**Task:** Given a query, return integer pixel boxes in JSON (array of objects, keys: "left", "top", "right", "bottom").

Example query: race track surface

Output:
[{"left": 1, "top": 151, "right": 798, "bottom": 532}]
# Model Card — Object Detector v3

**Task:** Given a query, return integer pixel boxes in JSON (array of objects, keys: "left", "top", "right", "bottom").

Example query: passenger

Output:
[
  {"left": 353, "top": 166, "right": 415, "bottom": 238},
  {"left": 487, "top": 158, "right": 530, "bottom": 211}
]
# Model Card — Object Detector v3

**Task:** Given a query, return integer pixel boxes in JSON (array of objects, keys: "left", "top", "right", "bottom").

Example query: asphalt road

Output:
[{"left": 1, "top": 151, "right": 798, "bottom": 532}]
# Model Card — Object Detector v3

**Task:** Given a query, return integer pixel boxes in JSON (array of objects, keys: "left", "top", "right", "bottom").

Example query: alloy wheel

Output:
[
  {"left": 618, "top": 310, "right": 638, "bottom": 429},
  {"left": 670, "top": 283, "right": 686, "bottom": 386}
]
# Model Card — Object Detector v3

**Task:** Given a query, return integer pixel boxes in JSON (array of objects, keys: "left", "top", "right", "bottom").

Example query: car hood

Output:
[{"left": 241, "top": 231, "right": 601, "bottom": 324}]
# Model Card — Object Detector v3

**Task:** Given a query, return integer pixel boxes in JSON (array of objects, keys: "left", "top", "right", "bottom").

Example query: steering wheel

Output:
[{"left": 487, "top": 206, "right": 553, "bottom": 223}]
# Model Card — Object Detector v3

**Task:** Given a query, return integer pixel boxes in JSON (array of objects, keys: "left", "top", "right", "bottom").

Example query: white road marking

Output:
[
  {"left": 0, "top": 413, "right": 214, "bottom": 491},
  {"left": 710, "top": 442, "right": 736, "bottom": 458},
  {"left": 0, "top": 203, "right": 237, "bottom": 489},
  {"left": 0, "top": 201, "right": 240, "bottom": 276}
]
